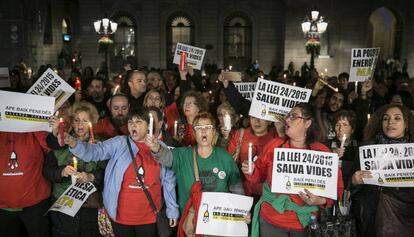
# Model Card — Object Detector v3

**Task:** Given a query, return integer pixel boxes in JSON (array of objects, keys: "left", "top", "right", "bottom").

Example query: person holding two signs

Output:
[{"left": 241, "top": 103, "right": 344, "bottom": 237}]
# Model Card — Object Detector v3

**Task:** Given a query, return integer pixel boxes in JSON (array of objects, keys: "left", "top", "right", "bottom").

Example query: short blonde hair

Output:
[{"left": 70, "top": 101, "right": 99, "bottom": 125}]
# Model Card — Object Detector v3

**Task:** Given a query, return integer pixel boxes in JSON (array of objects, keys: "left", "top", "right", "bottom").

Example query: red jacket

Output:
[
  {"left": 227, "top": 127, "right": 279, "bottom": 195},
  {"left": 246, "top": 137, "right": 344, "bottom": 231},
  {"left": 94, "top": 117, "right": 129, "bottom": 139},
  {"left": 165, "top": 102, "right": 180, "bottom": 136},
  {"left": 0, "top": 132, "right": 51, "bottom": 208}
]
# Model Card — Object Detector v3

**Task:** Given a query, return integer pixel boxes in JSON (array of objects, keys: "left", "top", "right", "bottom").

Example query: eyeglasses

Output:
[
  {"left": 194, "top": 124, "right": 214, "bottom": 132},
  {"left": 285, "top": 113, "right": 309, "bottom": 121}
]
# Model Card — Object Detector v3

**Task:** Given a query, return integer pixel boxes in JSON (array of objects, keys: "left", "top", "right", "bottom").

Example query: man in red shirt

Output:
[{"left": 94, "top": 94, "right": 129, "bottom": 139}]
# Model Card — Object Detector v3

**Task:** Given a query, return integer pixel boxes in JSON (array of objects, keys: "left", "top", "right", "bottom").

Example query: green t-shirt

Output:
[{"left": 172, "top": 146, "right": 241, "bottom": 213}]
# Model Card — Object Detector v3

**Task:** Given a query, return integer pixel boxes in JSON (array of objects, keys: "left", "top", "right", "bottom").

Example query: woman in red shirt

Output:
[{"left": 241, "top": 103, "right": 344, "bottom": 237}]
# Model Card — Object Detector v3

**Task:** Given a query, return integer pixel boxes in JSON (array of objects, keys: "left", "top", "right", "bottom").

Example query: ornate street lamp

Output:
[
  {"left": 301, "top": 10, "right": 328, "bottom": 69},
  {"left": 94, "top": 17, "right": 117, "bottom": 80}
]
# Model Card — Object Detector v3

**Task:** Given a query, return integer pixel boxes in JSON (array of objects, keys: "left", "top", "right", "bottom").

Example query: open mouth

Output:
[
  {"left": 131, "top": 129, "right": 138, "bottom": 136},
  {"left": 201, "top": 134, "right": 208, "bottom": 142}
]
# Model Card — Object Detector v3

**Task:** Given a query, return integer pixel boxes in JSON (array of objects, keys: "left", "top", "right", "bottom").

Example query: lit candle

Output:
[
  {"left": 355, "top": 81, "right": 358, "bottom": 94},
  {"left": 229, "top": 65, "right": 232, "bottom": 71},
  {"left": 248, "top": 143, "right": 253, "bottom": 174},
  {"left": 367, "top": 113, "right": 371, "bottom": 121},
  {"left": 260, "top": 75, "right": 264, "bottom": 79},
  {"left": 174, "top": 120, "right": 178, "bottom": 137},
  {"left": 88, "top": 122, "right": 95, "bottom": 144},
  {"left": 320, "top": 72, "right": 324, "bottom": 77},
  {"left": 224, "top": 114, "right": 232, "bottom": 131},
  {"left": 318, "top": 78, "right": 338, "bottom": 92},
  {"left": 74, "top": 77, "right": 81, "bottom": 90},
  {"left": 283, "top": 74, "right": 286, "bottom": 80},
  {"left": 324, "top": 68, "right": 328, "bottom": 74},
  {"left": 293, "top": 82, "right": 296, "bottom": 87},
  {"left": 340, "top": 134, "right": 347, "bottom": 148},
  {"left": 73, "top": 157, "right": 78, "bottom": 172},
  {"left": 113, "top": 85, "right": 120, "bottom": 95},
  {"left": 148, "top": 113, "right": 154, "bottom": 136},
  {"left": 58, "top": 118, "right": 65, "bottom": 146}
]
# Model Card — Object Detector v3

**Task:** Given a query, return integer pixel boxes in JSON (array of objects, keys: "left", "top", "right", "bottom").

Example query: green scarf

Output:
[{"left": 250, "top": 182, "right": 319, "bottom": 237}]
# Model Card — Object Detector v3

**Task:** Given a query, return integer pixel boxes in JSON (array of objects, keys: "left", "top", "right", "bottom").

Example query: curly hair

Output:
[
  {"left": 143, "top": 89, "right": 166, "bottom": 109},
  {"left": 363, "top": 104, "right": 414, "bottom": 141},
  {"left": 70, "top": 101, "right": 99, "bottom": 125}
]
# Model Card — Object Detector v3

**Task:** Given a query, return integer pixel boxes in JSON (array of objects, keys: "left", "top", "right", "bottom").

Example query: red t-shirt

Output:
[
  {"left": 116, "top": 142, "right": 161, "bottom": 225},
  {"left": 0, "top": 132, "right": 51, "bottom": 208},
  {"left": 227, "top": 127, "right": 279, "bottom": 195},
  {"left": 247, "top": 137, "right": 344, "bottom": 231},
  {"left": 94, "top": 117, "right": 129, "bottom": 139}
]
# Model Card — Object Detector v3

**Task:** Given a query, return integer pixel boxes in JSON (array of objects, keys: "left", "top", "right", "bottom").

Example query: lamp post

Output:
[
  {"left": 301, "top": 10, "right": 328, "bottom": 69},
  {"left": 94, "top": 17, "right": 117, "bottom": 80}
]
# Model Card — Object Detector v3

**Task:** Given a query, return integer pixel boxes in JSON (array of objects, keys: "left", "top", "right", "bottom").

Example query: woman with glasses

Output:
[
  {"left": 149, "top": 112, "right": 243, "bottom": 213},
  {"left": 351, "top": 104, "right": 414, "bottom": 237},
  {"left": 45, "top": 101, "right": 106, "bottom": 237},
  {"left": 241, "top": 103, "right": 344, "bottom": 237}
]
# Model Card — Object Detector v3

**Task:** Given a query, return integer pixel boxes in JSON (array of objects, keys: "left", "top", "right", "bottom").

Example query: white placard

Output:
[
  {"left": 249, "top": 79, "right": 312, "bottom": 122},
  {"left": 0, "top": 68, "right": 10, "bottom": 88},
  {"left": 173, "top": 43, "right": 206, "bottom": 70},
  {"left": 359, "top": 143, "right": 414, "bottom": 187},
  {"left": 234, "top": 82, "right": 256, "bottom": 101},
  {"left": 271, "top": 148, "right": 339, "bottom": 200},
  {"left": 48, "top": 182, "right": 97, "bottom": 217},
  {"left": 195, "top": 192, "right": 253, "bottom": 237},
  {"left": 0, "top": 90, "right": 54, "bottom": 132},
  {"left": 349, "top": 47, "right": 380, "bottom": 82},
  {"left": 27, "top": 68, "right": 75, "bottom": 110}
]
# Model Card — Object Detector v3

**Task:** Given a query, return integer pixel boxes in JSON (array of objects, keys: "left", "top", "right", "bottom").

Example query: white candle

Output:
[
  {"left": 260, "top": 75, "right": 264, "bottom": 79},
  {"left": 229, "top": 65, "right": 232, "bottom": 71},
  {"left": 355, "top": 81, "right": 358, "bottom": 94},
  {"left": 224, "top": 114, "right": 232, "bottom": 131},
  {"left": 113, "top": 85, "right": 120, "bottom": 95},
  {"left": 340, "top": 134, "right": 347, "bottom": 148},
  {"left": 293, "top": 82, "right": 296, "bottom": 87},
  {"left": 367, "top": 113, "right": 371, "bottom": 121},
  {"left": 174, "top": 120, "right": 178, "bottom": 137},
  {"left": 283, "top": 74, "right": 286, "bottom": 79},
  {"left": 248, "top": 143, "right": 253, "bottom": 174},
  {"left": 148, "top": 113, "right": 154, "bottom": 136}
]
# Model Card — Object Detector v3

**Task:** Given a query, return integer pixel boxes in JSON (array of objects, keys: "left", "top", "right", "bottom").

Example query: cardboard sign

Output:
[
  {"left": 196, "top": 192, "right": 253, "bottom": 237},
  {"left": 27, "top": 68, "right": 75, "bottom": 110},
  {"left": 0, "top": 90, "right": 54, "bottom": 132},
  {"left": 48, "top": 182, "right": 97, "bottom": 217},
  {"left": 0, "top": 68, "right": 10, "bottom": 88},
  {"left": 234, "top": 82, "right": 256, "bottom": 101},
  {"left": 271, "top": 148, "right": 339, "bottom": 200},
  {"left": 349, "top": 47, "right": 380, "bottom": 82},
  {"left": 173, "top": 43, "right": 206, "bottom": 70},
  {"left": 249, "top": 79, "right": 312, "bottom": 121},
  {"left": 359, "top": 143, "right": 414, "bottom": 187},
  {"left": 223, "top": 71, "right": 242, "bottom": 81}
]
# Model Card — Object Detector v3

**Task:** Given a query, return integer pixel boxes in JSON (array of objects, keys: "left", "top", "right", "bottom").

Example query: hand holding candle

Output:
[
  {"left": 179, "top": 52, "right": 187, "bottom": 71},
  {"left": 248, "top": 143, "right": 253, "bottom": 174}
]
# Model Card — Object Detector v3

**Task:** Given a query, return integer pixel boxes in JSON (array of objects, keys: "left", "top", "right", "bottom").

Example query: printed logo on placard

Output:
[{"left": 202, "top": 203, "right": 210, "bottom": 223}]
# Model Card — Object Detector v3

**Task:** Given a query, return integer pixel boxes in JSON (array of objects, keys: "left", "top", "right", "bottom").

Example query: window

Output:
[
  {"left": 224, "top": 13, "right": 252, "bottom": 71},
  {"left": 111, "top": 15, "right": 137, "bottom": 70},
  {"left": 167, "top": 13, "right": 194, "bottom": 69}
]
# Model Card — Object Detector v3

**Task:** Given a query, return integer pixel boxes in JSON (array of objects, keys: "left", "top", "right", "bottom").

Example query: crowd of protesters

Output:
[{"left": 0, "top": 58, "right": 413, "bottom": 237}]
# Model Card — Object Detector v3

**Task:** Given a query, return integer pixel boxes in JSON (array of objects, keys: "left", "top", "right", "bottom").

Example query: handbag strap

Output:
[
  {"left": 126, "top": 137, "right": 158, "bottom": 213},
  {"left": 193, "top": 147, "right": 199, "bottom": 181}
]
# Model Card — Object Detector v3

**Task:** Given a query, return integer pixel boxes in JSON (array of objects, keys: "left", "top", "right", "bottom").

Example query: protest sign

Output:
[
  {"left": 49, "top": 182, "right": 97, "bottom": 217},
  {"left": 234, "top": 82, "right": 256, "bottom": 101},
  {"left": 223, "top": 71, "right": 242, "bottom": 81},
  {"left": 196, "top": 192, "right": 253, "bottom": 237},
  {"left": 249, "top": 79, "right": 312, "bottom": 121},
  {"left": 349, "top": 47, "right": 380, "bottom": 82},
  {"left": 27, "top": 68, "right": 75, "bottom": 110},
  {"left": 271, "top": 148, "right": 339, "bottom": 200},
  {"left": 173, "top": 43, "right": 206, "bottom": 70},
  {"left": 0, "top": 68, "right": 10, "bottom": 88},
  {"left": 0, "top": 90, "right": 54, "bottom": 132},
  {"left": 359, "top": 143, "right": 414, "bottom": 187}
]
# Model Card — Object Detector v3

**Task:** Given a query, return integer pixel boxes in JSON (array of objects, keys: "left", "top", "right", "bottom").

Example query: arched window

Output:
[
  {"left": 368, "top": 7, "right": 402, "bottom": 60},
  {"left": 167, "top": 13, "right": 194, "bottom": 68},
  {"left": 111, "top": 14, "right": 137, "bottom": 70},
  {"left": 224, "top": 13, "right": 252, "bottom": 71}
]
